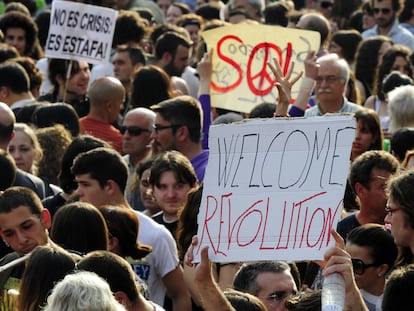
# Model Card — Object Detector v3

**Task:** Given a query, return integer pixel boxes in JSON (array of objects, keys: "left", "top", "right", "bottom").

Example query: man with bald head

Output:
[
  {"left": 122, "top": 107, "right": 155, "bottom": 210},
  {"left": 296, "top": 12, "right": 331, "bottom": 56},
  {"left": 79, "top": 77, "right": 125, "bottom": 154},
  {"left": 0, "top": 102, "right": 14, "bottom": 151}
]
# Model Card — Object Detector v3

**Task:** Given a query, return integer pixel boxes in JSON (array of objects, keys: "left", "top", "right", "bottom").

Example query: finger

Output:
[
  {"left": 200, "top": 246, "right": 209, "bottom": 264},
  {"left": 290, "top": 71, "right": 303, "bottom": 85},
  {"left": 331, "top": 229, "right": 345, "bottom": 249},
  {"left": 272, "top": 57, "right": 283, "bottom": 77},
  {"left": 192, "top": 235, "right": 199, "bottom": 247},
  {"left": 285, "top": 60, "right": 295, "bottom": 79},
  {"left": 267, "top": 61, "right": 280, "bottom": 81},
  {"left": 306, "top": 50, "right": 316, "bottom": 61}
]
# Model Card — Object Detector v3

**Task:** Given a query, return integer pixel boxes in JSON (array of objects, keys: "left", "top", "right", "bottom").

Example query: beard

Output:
[{"left": 164, "top": 61, "right": 183, "bottom": 77}]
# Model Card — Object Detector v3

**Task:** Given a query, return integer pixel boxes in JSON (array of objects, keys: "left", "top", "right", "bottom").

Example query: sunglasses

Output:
[
  {"left": 373, "top": 8, "right": 391, "bottom": 14},
  {"left": 351, "top": 258, "right": 381, "bottom": 275},
  {"left": 120, "top": 126, "right": 150, "bottom": 136},
  {"left": 320, "top": 1, "right": 333, "bottom": 9}
]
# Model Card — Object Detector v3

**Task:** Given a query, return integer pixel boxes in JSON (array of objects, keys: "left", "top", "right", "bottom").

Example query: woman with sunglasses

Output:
[
  {"left": 385, "top": 171, "right": 414, "bottom": 265},
  {"left": 345, "top": 224, "right": 397, "bottom": 311}
]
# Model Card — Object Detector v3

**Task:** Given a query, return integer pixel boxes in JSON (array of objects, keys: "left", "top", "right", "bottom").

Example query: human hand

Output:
[
  {"left": 197, "top": 49, "right": 213, "bottom": 82},
  {"left": 322, "top": 230, "right": 357, "bottom": 293},
  {"left": 304, "top": 51, "right": 319, "bottom": 80},
  {"left": 185, "top": 235, "right": 198, "bottom": 267},
  {"left": 267, "top": 57, "right": 302, "bottom": 116}
]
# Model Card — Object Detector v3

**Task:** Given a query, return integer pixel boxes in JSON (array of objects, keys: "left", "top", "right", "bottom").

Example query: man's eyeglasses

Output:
[
  {"left": 385, "top": 206, "right": 400, "bottom": 216},
  {"left": 373, "top": 8, "right": 391, "bottom": 15},
  {"left": 120, "top": 126, "right": 150, "bottom": 136},
  {"left": 315, "top": 75, "right": 343, "bottom": 84},
  {"left": 351, "top": 258, "right": 381, "bottom": 275},
  {"left": 153, "top": 124, "right": 183, "bottom": 133}
]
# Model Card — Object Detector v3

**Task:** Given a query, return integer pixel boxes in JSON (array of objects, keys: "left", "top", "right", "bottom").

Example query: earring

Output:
[{"left": 2, "top": 240, "right": 9, "bottom": 247}]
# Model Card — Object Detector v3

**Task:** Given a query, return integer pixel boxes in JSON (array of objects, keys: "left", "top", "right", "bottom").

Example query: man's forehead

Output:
[
  {"left": 320, "top": 61, "right": 340, "bottom": 73},
  {"left": 374, "top": 0, "right": 392, "bottom": 7},
  {"left": 75, "top": 173, "right": 95, "bottom": 182},
  {"left": 256, "top": 270, "right": 296, "bottom": 289},
  {"left": 125, "top": 113, "right": 150, "bottom": 125},
  {"left": 0, "top": 205, "right": 39, "bottom": 227}
]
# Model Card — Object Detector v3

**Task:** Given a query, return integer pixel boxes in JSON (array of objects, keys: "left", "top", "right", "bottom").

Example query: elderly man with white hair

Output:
[{"left": 305, "top": 53, "right": 360, "bottom": 117}]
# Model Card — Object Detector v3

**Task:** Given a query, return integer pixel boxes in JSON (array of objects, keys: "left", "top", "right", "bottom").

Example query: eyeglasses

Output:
[
  {"left": 315, "top": 75, "right": 343, "bottom": 84},
  {"left": 385, "top": 206, "right": 400, "bottom": 216},
  {"left": 320, "top": 1, "right": 333, "bottom": 9},
  {"left": 352, "top": 258, "right": 381, "bottom": 275},
  {"left": 373, "top": 8, "right": 391, "bottom": 15},
  {"left": 120, "top": 126, "right": 150, "bottom": 136},
  {"left": 152, "top": 124, "right": 183, "bottom": 133}
]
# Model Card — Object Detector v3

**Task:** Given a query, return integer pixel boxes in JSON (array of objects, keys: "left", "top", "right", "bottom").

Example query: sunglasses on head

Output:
[
  {"left": 120, "top": 125, "right": 150, "bottom": 136},
  {"left": 351, "top": 258, "right": 381, "bottom": 275},
  {"left": 373, "top": 8, "right": 391, "bottom": 14}
]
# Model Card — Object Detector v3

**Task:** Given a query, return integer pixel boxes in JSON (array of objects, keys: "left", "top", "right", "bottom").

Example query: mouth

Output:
[{"left": 20, "top": 244, "right": 36, "bottom": 255}]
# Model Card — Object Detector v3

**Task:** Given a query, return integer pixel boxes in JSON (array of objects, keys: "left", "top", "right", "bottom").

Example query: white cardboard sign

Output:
[
  {"left": 196, "top": 115, "right": 355, "bottom": 262},
  {"left": 45, "top": 0, "right": 117, "bottom": 64}
]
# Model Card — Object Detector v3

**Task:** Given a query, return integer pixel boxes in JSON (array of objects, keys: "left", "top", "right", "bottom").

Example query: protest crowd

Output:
[{"left": 1, "top": 0, "right": 414, "bottom": 310}]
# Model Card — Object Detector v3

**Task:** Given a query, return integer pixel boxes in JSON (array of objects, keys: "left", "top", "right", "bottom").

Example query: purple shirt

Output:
[{"left": 191, "top": 149, "right": 209, "bottom": 183}]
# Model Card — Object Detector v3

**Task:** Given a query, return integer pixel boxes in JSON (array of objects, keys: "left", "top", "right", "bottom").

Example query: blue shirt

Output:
[{"left": 362, "top": 19, "right": 414, "bottom": 51}]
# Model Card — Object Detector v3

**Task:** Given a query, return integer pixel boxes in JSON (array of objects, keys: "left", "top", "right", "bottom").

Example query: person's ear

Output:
[
  {"left": 105, "top": 179, "right": 118, "bottom": 195},
  {"left": 0, "top": 86, "right": 10, "bottom": 99},
  {"left": 354, "top": 182, "right": 365, "bottom": 198},
  {"left": 40, "top": 209, "right": 52, "bottom": 230},
  {"left": 109, "top": 235, "right": 119, "bottom": 253},
  {"left": 175, "top": 125, "right": 188, "bottom": 142},
  {"left": 377, "top": 264, "right": 389, "bottom": 278},
  {"left": 0, "top": 231, "right": 9, "bottom": 247},
  {"left": 161, "top": 51, "right": 172, "bottom": 64},
  {"left": 114, "top": 291, "right": 129, "bottom": 306},
  {"left": 55, "top": 74, "right": 65, "bottom": 86}
]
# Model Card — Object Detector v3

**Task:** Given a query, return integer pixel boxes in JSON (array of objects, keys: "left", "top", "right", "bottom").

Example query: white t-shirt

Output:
[
  {"left": 360, "top": 289, "right": 382, "bottom": 311},
  {"left": 135, "top": 211, "right": 179, "bottom": 306}
]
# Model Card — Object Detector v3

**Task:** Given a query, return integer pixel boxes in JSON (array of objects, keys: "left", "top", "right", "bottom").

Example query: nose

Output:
[
  {"left": 75, "top": 186, "right": 83, "bottom": 197},
  {"left": 16, "top": 230, "right": 28, "bottom": 246},
  {"left": 150, "top": 130, "right": 157, "bottom": 140},
  {"left": 384, "top": 213, "right": 391, "bottom": 224},
  {"left": 166, "top": 187, "right": 176, "bottom": 197}
]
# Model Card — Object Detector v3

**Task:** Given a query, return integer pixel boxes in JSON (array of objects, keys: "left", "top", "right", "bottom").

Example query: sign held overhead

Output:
[{"left": 45, "top": 0, "right": 118, "bottom": 64}]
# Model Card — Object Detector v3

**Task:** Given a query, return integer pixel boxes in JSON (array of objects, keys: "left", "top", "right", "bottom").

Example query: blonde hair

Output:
[{"left": 13, "top": 122, "right": 43, "bottom": 175}]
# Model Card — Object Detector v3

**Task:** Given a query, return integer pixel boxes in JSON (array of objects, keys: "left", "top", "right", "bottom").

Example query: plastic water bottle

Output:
[{"left": 321, "top": 273, "right": 345, "bottom": 311}]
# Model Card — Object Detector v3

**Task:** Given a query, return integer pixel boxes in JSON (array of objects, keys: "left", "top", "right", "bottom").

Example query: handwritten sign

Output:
[
  {"left": 45, "top": 0, "right": 117, "bottom": 64},
  {"left": 202, "top": 23, "right": 320, "bottom": 113},
  {"left": 196, "top": 115, "right": 355, "bottom": 262}
]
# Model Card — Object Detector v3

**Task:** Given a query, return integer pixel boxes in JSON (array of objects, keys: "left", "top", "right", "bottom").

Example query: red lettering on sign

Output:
[{"left": 211, "top": 35, "right": 243, "bottom": 93}]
